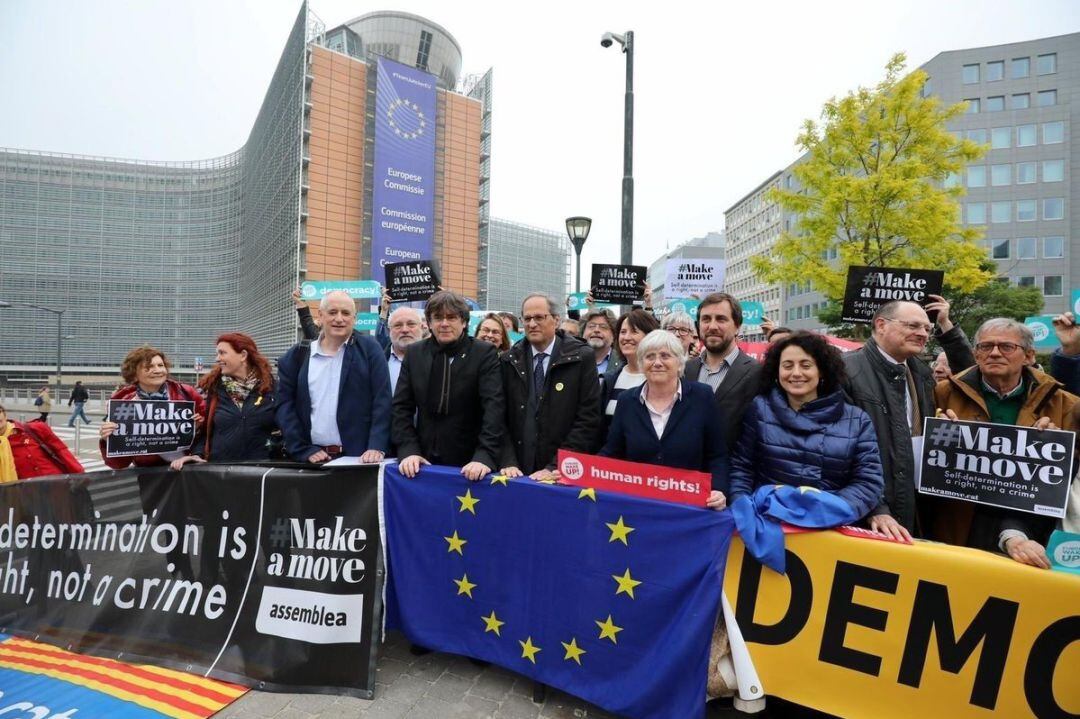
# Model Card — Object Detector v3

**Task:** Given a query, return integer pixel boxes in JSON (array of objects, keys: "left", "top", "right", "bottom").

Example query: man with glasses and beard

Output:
[
  {"left": 933, "top": 318, "right": 1078, "bottom": 567},
  {"left": 581, "top": 308, "right": 623, "bottom": 378}
]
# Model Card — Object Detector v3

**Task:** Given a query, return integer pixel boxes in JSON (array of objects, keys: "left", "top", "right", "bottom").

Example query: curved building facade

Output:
[
  {"left": 343, "top": 11, "right": 462, "bottom": 89},
  {"left": 0, "top": 3, "right": 490, "bottom": 382}
]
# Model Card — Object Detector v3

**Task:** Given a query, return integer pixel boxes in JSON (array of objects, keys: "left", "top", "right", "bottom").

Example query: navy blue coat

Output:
[
  {"left": 1049, "top": 348, "right": 1080, "bottom": 396},
  {"left": 729, "top": 388, "right": 883, "bottom": 519},
  {"left": 276, "top": 332, "right": 392, "bottom": 460},
  {"left": 599, "top": 379, "right": 729, "bottom": 493}
]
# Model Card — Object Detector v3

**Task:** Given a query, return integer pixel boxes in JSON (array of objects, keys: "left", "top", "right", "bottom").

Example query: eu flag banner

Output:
[{"left": 383, "top": 464, "right": 735, "bottom": 719}]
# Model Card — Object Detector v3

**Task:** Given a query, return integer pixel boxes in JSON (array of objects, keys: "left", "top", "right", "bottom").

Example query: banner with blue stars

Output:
[{"left": 384, "top": 464, "right": 735, "bottom": 719}]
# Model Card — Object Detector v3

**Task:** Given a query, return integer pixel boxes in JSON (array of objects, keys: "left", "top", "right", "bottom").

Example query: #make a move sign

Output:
[
  {"left": 919, "top": 417, "right": 1074, "bottom": 518},
  {"left": 105, "top": 400, "right": 195, "bottom": 458},
  {"left": 590, "top": 264, "right": 647, "bottom": 304},
  {"left": 841, "top": 266, "right": 943, "bottom": 324}
]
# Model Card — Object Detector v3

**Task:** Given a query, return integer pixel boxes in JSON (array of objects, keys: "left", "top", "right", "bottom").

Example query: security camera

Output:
[{"left": 600, "top": 32, "right": 616, "bottom": 48}]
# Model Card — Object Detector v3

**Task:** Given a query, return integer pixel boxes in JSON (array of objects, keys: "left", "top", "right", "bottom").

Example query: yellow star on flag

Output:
[
  {"left": 519, "top": 636, "right": 542, "bottom": 664},
  {"left": 606, "top": 516, "right": 635, "bottom": 545},
  {"left": 578, "top": 487, "right": 597, "bottom": 501},
  {"left": 612, "top": 568, "right": 642, "bottom": 599},
  {"left": 454, "top": 573, "right": 477, "bottom": 598},
  {"left": 457, "top": 489, "right": 480, "bottom": 514},
  {"left": 596, "top": 614, "right": 623, "bottom": 644},
  {"left": 481, "top": 610, "right": 504, "bottom": 636},
  {"left": 444, "top": 531, "right": 467, "bottom": 555},
  {"left": 490, "top": 475, "right": 509, "bottom": 486},
  {"left": 561, "top": 637, "right": 586, "bottom": 665},
  {"left": 798, "top": 485, "right": 821, "bottom": 494}
]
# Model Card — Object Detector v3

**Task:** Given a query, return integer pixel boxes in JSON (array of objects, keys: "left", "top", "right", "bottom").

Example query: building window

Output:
[
  {"left": 966, "top": 128, "right": 988, "bottom": 144},
  {"left": 991, "top": 201, "right": 1011, "bottom": 223},
  {"left": 1043, "top": 159, "right": 1065, "bottom": 183},
  {"left": 1011, "top": 57, "right": 1030, "bottom": 78},
  {"left": 986, "top": 60, "right": 1004, "bottom": 81},
  {"left": 967, "top": 202, "right": 986, "bottom": 225},
  {"left": 1044, "top": 236, "right": 1065, "bottom": 258},
  {"left": 991, "top": 163, "right": 1011, "bottom": 186},
  {"left": 1044, "top": 198, "right": 1064, "bottom": 220},
  {"left": 986, "top": 96, "right": 1005, "bottom": 112},
  {"left": 1017, "top": 237, "right": 1037, "bottom": 259},
  {"left": 964, "top": 98, "right": 980, "bottom": 114},
  {"left": 1011, "top": 93, "right": 1030, "bottom": 109},
  {"left": 990, "top": 127, "right": 1011, "bottom": 149},
  {"left": 966, "top": 165, "right": 986, "bottom": 188},
  {"left": 1016, "top": 199, "right": 1037, "bottom": 222},
  {"left": 1042, "top": 121, "right": 1064, "bottom": 144},
  {"left": 1017, "top": 124, "right": 1036, "bottom": 147},
  {"left": 415, "top": 29, "right": 433, "bottom": 70},
  {"left": 1044, "top": 276, "right": 1063, "bottom": 296},
  {"left": 1016, "top": 162, "right": 1037, "bottom": 184},
  {"left": 1037, "top": 53, "right": 1057, "bottom": 75},
  {"left": 1017, "top": 276, "right": 1036, "bottom": 288},
  {"left": 1037, "top": 89, "right": 1057, "bottom": 107},
  {"left": 944, "top": 171, "right": 961, "bottom": 188},
  {"left": 962, "top": 64, "right": 980, "bottom": 83},
  {"left": 992, "top": 239, "right": 1010, "bottom": 259}
]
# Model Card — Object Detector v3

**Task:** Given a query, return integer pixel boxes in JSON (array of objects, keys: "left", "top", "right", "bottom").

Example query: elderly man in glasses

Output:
[
  {"left": 842, "top": 298, "right": 974, "bottom": 542},
  {"left": 933, "top": 318, "right": 1078, "bottom": 568}
]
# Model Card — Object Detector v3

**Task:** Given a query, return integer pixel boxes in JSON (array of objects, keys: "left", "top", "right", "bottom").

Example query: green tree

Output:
[{"left": 752, "top": 53, "right": 993, "bottom": 307}]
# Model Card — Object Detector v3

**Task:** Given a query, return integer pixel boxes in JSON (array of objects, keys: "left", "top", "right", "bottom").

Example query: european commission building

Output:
[{"left": 0, "top": 5, "right": 493, "bottom": 381}]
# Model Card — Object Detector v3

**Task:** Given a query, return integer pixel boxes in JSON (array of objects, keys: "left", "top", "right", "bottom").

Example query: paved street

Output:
[{"left": 216, "top": 631, "right": 759, "bottom": 718}]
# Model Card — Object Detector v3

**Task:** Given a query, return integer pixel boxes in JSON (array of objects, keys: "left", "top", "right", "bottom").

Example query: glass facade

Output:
[
  {"left": 481, "top": 219, "right": 569, "bottom": 313},
  {"left": 0, "top": 5, "right": 307, "bottom": 371}
]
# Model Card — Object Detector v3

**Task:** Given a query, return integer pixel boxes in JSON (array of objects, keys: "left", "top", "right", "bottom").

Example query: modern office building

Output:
[
  {"left": 645, "top": 231, "right": 725, "bottom": 307},
  {"left": 480, "top": 219, "right": 569, "bottom": 312},
  {"left": 726, "top": 32, "right": 1077, "bottom": 332},
  {"left": 0, "top": 5, "right": 492, "bottom": 379},
  {"left": 724, "top": 173, "right": 784, "bottom": 339}
]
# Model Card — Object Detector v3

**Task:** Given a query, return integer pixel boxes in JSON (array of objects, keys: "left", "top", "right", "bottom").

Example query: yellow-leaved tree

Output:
[{"left": 752, "top": 53, "right": 992, "bottom": 306}]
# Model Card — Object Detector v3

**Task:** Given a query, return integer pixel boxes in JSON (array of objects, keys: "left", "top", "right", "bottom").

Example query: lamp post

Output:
[
  {"left": 600, "top": 30, "right": 634, "bottom": 265},
  {"left": 565, "top": 216, "right": 592, "bottom": 293},
  {"left": 0, "top": 301, "right": 66, "bottom": 394}
]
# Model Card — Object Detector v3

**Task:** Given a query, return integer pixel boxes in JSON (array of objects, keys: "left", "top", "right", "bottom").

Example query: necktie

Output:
[
  {"left": 905, "top": 365, "right": 922, "bottom": 436},
  {"left": 534, "top": 352, "right": 547, "bottom": 398}
]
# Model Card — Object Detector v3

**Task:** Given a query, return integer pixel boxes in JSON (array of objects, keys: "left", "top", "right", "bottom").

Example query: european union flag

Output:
[{"left": 384, "top": 464, "right": 734, "bottom": 719}]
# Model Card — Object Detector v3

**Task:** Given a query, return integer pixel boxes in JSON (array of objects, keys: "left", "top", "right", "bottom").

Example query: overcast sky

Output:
[{"left": 1, "top": 1, "right": 1077, "bottom": 273}]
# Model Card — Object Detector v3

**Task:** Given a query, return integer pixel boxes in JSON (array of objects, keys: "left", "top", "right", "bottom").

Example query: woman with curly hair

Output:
[
  {"left": 98, "top": 346, "right": 205, "bottom": 469},
  {"left": 474, "top": 312, "right": 512, "bottom": 353},
  {"left": 727, "top": 331, "right": 883, "bottom": 521},
  {"left": 171, "top": 333, "right": 278, "bottom": 469}
]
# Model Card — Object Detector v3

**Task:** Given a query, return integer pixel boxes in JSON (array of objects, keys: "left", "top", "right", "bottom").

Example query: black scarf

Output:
[{"left": 427, "top": 332, "right": 470, "bottom": 416}]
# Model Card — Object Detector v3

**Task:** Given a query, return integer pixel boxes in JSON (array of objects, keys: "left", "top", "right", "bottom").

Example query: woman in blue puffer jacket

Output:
[{"left": 728, "top": 331, "right": 883, "bottom": 520}]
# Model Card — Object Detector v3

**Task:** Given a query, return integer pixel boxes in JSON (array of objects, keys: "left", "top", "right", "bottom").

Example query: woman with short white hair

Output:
[{"left": 599, "top": 330, "right": 728, "bottom": 509}]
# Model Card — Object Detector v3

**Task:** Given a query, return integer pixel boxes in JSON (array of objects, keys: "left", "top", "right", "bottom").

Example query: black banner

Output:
[
  {"left": 0, "top": 464, "right": 382, "bottom": 696},
  {"left": 919, "top": 417, "right": 1074, "bottom": 517},
  {"left": 384, "top": 259, "right": 441, "bottom": 302},
  {"left": 591, "top": 263, "right": 647, "bottom": 304},
  {"left": 105, "top": 400, "right": 196, "bottom": 457},
  {"left": 841, "top": 266, "right": 944, "bottom": 324}
]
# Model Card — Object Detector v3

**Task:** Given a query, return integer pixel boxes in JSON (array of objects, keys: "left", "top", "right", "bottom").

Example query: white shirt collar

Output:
[
  {"left": 875, "top": 344, "right": 905, "bottom": 365},
  {"left": 311, "top": 337, "right": 342, "bottom": 358},
  {"left": 704, "top": 344, "right": 740, "bottom": 372},
  {"left": 530, "top": 336, "right": 557, "bottom": 359},
  {"left": 639, "top": 381, "right": 683, "bottom": 405}
]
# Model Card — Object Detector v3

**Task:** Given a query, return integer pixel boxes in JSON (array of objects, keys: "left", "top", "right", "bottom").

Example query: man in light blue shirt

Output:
[{"left": 277, "top": 291, "right": 391, "bottom": 463}]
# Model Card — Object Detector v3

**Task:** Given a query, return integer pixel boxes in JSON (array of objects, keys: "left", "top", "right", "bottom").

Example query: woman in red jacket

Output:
[
  {"left": 0, "top": 403, "right": 84, "bottom": 481},
  {"left": 98, "top": 346, "right": 205, "bottom": 469}
]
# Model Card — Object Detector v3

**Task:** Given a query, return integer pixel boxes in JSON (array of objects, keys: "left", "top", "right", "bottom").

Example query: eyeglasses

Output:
[
  {"left": 666, "top": 327, "right": 692, "bottom": 337},
  {"left": 882, "top": 318, "right": 934, "bottom": 334},
  {"left": 584, "top": 322, "right": 611, "bottom": 332},
  {"left": 974, "top": 341, "right": 1024, "bottom": 356},
  {"left": 522, "top": 314, "right": 552, "bottom": 325}
]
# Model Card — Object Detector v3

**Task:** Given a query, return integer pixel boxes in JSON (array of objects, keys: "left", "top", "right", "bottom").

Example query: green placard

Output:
[{"left": 301, "top": 280, "right": 382, "bottom": 300}]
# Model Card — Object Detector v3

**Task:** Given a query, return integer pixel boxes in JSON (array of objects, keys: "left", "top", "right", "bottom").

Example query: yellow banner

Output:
[{"left": 724, "top": 531, "right": 1080, "bottom": 719}]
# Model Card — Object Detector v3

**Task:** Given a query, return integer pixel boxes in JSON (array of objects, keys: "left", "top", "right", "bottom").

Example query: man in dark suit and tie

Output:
[
  {"left": 392, "top": 291, "right": 505, "bottom": 481},
  {"left": 499, "top": 293, "right": 601, "bottom": 481},
  {"left": 683, "top": 292, "right": 762, "bottom": 451}
]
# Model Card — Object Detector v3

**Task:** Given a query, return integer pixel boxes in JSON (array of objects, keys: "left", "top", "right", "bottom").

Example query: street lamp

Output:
[
  {"left": 0, "top": 300, "right": 66, "bottom": 394},
  {"left": 565, "top": 216, "right": 592, "bottom": 293},
  {"left": 600, "top": 29, "right": 634, "bottom": 266}
]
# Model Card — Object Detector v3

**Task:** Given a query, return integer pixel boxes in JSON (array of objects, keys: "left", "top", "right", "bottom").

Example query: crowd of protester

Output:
[{"left": 5, "top": 283, "right": 1080, "bottom": 572}]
